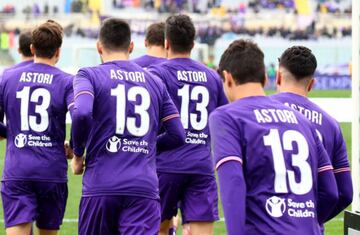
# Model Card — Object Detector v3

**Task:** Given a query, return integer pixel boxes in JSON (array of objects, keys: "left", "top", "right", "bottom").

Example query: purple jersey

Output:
[
  {"left": 0, "top": 63, "right": 74, "bottom": 182},
  {"left": 210, "top": 96, "right": 333, "bottom": 234},
  {"left": 6, "top": 60, "right": 34, "bottom": 71},
  {"left": 132, "top": 55, "right": 167, "bottom": 68},
  {"left": 148, "top": 58, "right": 228, "bottom": 175},
  {"left": 271, "top": 92, "right": 349, "bottom": 173},
  {"left": 73, "top": 60, "right": 179, "bottom": 199}
]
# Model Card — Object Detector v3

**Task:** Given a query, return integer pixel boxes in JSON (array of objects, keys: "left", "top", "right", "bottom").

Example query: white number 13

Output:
[
  {"left": 16, "top": 86, "right": 51, "bottom": 132},
  {"left": 263, "top": 129, "right": 313, "bottom": 195},
  {"left": 111, "top": 84, "right": 150, "bottom": 137}
]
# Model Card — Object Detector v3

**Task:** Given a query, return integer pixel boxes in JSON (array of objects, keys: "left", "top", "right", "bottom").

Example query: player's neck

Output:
[
  {"left": 278, "top": 85, "right": 309, "bottom": 97},
  {"left": 167, "top": 50, "right": 191, "bottom": 59},
  {"left": 21, "top": 56, "right": 33, "bottom": 62},
  {"left": 146, "top": 46, "right": 166, "bottom": 58},
  {"left": 233, "top": 83, "right": 266, "bottom": 101},
  {"left": 34, "top": 57, "right": 56, "bottom": 66},
  {"left": 101, "top": 52, "right": 129, "bottom": 63}
]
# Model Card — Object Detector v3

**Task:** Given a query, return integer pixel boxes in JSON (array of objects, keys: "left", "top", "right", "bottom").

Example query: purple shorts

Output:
[
  {"left": 1, "top": 181, "right": 68, "bottom": 230},
  {"left": 158, "top": 173, "right": 219, "bottom": 223},
  {"left": 79, "top": 195, "right": 160, "bottom": 235}
]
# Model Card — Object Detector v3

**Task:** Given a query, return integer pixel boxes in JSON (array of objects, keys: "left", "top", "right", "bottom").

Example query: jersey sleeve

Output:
[
  {"left": 73, "top": 69, "right": 95, "bottom": 99},
  {"left": 332, "top": 123, "right": 350, "bottom": 173},
  {"left": 209, "top": 109, "right": 243, "bottom": 170},
  {"left": 147, "top": 66, "right": 163, "bottom": 81},
  {"left": 65, "top": 75, "right": 75, "bottom": 111},
  {"left": 159, "top": 82, "right": 179, "bottom": 122},
  {"left": 314, "top": 128, "right": 333, "bottom": 173}
]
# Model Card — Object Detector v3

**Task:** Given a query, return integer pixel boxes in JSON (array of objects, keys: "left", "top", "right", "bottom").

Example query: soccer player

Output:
[
  {"left": 271, "top": 46, "right": 353, "bottom": 223},
  {"left": 132, "top": 22, "right": 167, "bottom": 68},
  {"left": 70, "top": 18, "right": 185, "bottom": 235},
  {"left": 148, "top": 15, "right": 228, "bottom": 235},
  {"left": 209, "top": 39, "right": 339, "bottom": 235},
  {"left": 0, "top": 20, "right": 73, "bottom": 235}
]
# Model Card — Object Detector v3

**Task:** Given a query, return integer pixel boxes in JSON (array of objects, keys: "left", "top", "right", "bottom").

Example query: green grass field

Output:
[{"left": 0, "top": 89, "right": 352, "bottom": 234}]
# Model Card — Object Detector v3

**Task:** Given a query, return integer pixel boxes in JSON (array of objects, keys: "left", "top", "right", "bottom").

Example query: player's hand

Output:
[
  {"left": 64, "top": 141, "right": 74, "bottom": 159},
  {"left": 71, "top": 155, "right": 84, "bottom": 175}
]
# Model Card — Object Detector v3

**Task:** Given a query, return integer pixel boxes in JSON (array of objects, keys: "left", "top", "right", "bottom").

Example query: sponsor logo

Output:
[
  {"left": 106, "top": 136, "right": 121, "bottom": 153},
  {"left": 14, "top": 133, "right": 27, "bottom": 148},
  {"left": 265, "top": 196, "right": 286, "bottom": 218}
]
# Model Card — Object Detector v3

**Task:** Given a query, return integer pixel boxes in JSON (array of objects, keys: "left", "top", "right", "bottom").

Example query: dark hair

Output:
[
  {"left": 165, "top": 15, "right": 195, "bottom": 53},
  {"left": 219, "top": 39, "right": 266, "bottom": 86},
  {"left": 32, "top": 20, "right": 63, "bottom": 58},
  {"left": 99, "top": 18, "right": 131, "bottom": 51},
  {"left": 279, "top": 46, "right": 317, "bottom": 80},
  {"left": 18, "top": 30, "right": 33, "bottom": 57},
  {"left": 146, "top": 22, "right": 165, "bottom": 47}
]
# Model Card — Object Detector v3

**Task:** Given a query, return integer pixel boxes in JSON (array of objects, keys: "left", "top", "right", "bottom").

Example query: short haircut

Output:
[
  {"left": 99, "top": 18, "right": 131, "bottom": 51},
  {"left": 32, "top": 20, "right": 63, "bottom": 58},
  {"left": 146, "top": 22, "right": 165, "bottom": 47},
  {"left": 165, "top": 15, "right": 195, "bottom": 53},
  {"left": 279, "top": 46, "right": 317, "bottom": 80},
  {"left": 219, "top": 39, "right": 266, "bottom": 86},
  {"left": 18, "top": 30, "right": 33, "bottom": 57}
]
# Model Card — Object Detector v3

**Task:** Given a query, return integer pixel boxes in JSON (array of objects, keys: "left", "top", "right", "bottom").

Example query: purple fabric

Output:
[
  {"left": 209, "top": 96, "right": 333, "bottom": 235},
  {"left": 1, "top": 181, "right": 67, "bottom": 229},
  {"left": 316, "top": 170, "right": 338, "bottom": 224},
  {"left": 148, "top": 58, "right": 228, "bottom": 176},
  {"left": 158, "top": 173, "right": 219, "bottom": 222},
  {"left": 157, "top": 117, "right": 185, "bottom": 153},
  {"left": 132, "top": 55, "right": 166, "bottom": 69},
  {"left": 271, "top": 93, "right": 350, "bottom": 170},
  {"left": 79, "top": 195, "right": 160, "bottom": 235},
  {"left": 217, "top": 161, "right": 245, "bottom": 235},
  {"left": 326, "top": 171, "right": 352, "bottom": 221},
  {"left": 2, "top": 60, "right": 34, "bottom": 75},
  {"left": 0, "top": 60, "right": 34, "bottom": 122},
  {"left": 0, "top": 63, "right": 74, "bottom": 182},
  {"left": 271, "top": 92, "right": 352, "bottom": 221},
  {"left": 72, "top": 91, "right": 93, "bottom": 156},
  {"left": 72, "top": 60, "right": 179, "bottom": 199}
]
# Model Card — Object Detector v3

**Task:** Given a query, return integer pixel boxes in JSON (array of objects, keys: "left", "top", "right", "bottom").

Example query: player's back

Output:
[
  {"left": 148, "top": 58, "right": 227, "bottom": 175},
  {"left": 132, "top": 55, "right": 166, "bottom": 68},
  {"left": 77, "top": 60, "right": 175, "bottom": 199},
  {"left": 271, "top": 92, "right": 349, "bottom": 172},
  {"left": 0, "top": 63, "right": 73, "bottom": 182},
  {"left": 213, "top": 96, "right": 328, "bottom": 235}
]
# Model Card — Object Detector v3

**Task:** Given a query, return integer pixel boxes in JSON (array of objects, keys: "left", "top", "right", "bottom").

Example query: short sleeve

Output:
[
  {"left": 209, "top": 109, "right": 243, "bottom": 170},
  {"left": 314, "top": 128, "right": 333, "bottom": 173},
  {"left": 160, "top": 83, "right": 179, "bottom": 122},
  {"left": 332, "top": 123, "right": 350, "bottom": 173},
  {"left": 73, "top": 69, "right": 94, "bottom": 99}
]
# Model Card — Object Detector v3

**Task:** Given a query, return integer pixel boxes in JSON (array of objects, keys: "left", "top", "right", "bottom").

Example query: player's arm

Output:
[
  {"left": 71, "top": 70, "right": 94, "bottom": 174},
  {"left": 157, "top": 84, "right": 185, "bottom": 153},
  {"left": 315, "top": 132, "right": 339, "bottom": 224},
  {"left": 209, "top": 110, "right": 245, "bottom": 235},
  {"left": 325, "top": 125, "right": 352, "bottom": 221},
  {"left": 65, "top": 76, "right": 75, "bottom": 159}
]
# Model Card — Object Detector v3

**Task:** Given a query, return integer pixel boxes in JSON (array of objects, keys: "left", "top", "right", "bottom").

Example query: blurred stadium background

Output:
[{"left": 0, "top": 0, "right": 355, "bottom": 234}]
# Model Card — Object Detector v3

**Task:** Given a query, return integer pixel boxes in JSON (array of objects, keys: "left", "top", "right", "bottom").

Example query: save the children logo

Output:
[
  {"left": 14, "top": 133, "right": 27, "bottom": 148},
  {"left": 265, "top": 196, "right": 286, "bottom": 218},
  {"left": 106, "top": 136, "right": 121, "bottom": 153}
]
